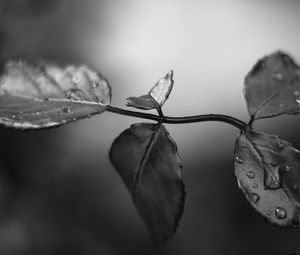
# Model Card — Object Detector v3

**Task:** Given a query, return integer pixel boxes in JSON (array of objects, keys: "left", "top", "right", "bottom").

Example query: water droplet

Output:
[
  {"left": 284, "top": 165, "right": 292, "bottom": 173},
  {"left": 250, "top": 193, "right": 260, "bottom": 203},
  {"left": 92, "top": 82, "right": 100, "bottom": 88},
  {"left": 296, "top": 99, "right": 300, "bottom": 106},
  {"left": 11, "top": 114, "right": 16, "bottom": 119},
  {"left": 275, "top": 207, "right": 287, "bottom": 219},
  {"left": 246, "top": 171, "right": 255, "bottom": 179},
  {"left": 62, "top": 107, "right": 71, "bottom": 114},
  {"left": 294, "top": 90, "right": 300, "bottom": 96},
  {"left": 252, "top": 183, "right": 258, "bottom": 189},
  {"left": 235, "top": 156, "right": 243, "bottom": 164},
  {"left": 36, "top": 111, "right": 41, "bottom": 115},
  {"left": 277, "top": 141, "right": 284, "bottom": 149},
  {"left": 66, "top": 89, "right": 84, "bottom": 101},
  {"left": 264, "top": 164, "right": 282, "bottom": 190},
  {"left": 72, "top": 74, "right": 81, "bottom": 83},
  {"left": 273, "top": 72, "right": 283, "bottom": 81}
]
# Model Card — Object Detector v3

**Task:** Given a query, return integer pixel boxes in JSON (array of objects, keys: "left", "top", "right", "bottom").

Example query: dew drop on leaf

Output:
[
  {"left": 250, "top": 193, "right": 260, "bottom": 203},
  {"left": 235, "top": 156, "right": 243, "bottom": 164},
  {"left": 272, "top": 72, "right": 283, "bottom": 81},
  {"left": 72, "top": 74, "right": 81, "bottom": 83},
  {"left": 296, "top": 99, "right": 300, "bottom": 106},
  {"left": 246, "top": 171, "right": 255, "bottom": 179},
  {"left": 264, "top": 164, "right": 282, "bottom": 190},
  {"left": 275, "top": 207, "right": 287, "bottom": 219},
  {"left": 62, "top": 107, "right": 71, "bottom": 114},
  {"left": 92, "top": 82, "right": 99, "bottom": 88},
  {"left": 234, "top": 128, "right": 300, "bottom": 228},
  {"left": 66, "top": 88, "right": 84, "bottom": 101}
]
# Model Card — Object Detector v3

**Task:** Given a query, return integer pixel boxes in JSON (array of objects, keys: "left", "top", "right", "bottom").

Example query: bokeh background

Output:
[{"left": 0, "top": 0, "right": 300, "bottom": 254}]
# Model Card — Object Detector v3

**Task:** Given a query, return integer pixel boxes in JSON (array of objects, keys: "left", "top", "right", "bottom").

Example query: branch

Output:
[{"left": 106, "top": 106, "right": 247, "bottom": 130}]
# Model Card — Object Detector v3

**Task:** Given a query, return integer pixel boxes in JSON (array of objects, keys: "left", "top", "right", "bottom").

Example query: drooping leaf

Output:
[
  {"left": 126, "top": 70, "right": 174, "bottom": 110},
  {"left": 126, "top": 94, "right": 157, "bottom": 110},
  {"left": 109, "top": 123, "right": 185, "bottom": 242},
  {"left": 234, "top": 128, "right": 300, "bottom": 227},
  {"left": 244, "top": 51, "right": 300, "bottom": 120},
  {"left": 0, "top": 60, "right": 111, "bottom": 129}
]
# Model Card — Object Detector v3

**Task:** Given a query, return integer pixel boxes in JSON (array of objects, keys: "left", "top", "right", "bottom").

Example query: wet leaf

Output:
[
  {"left": 126, "top": 70, "right": 174, "bottom": 110},
  {"left": 234, "top": 128, "right": 300, "bottom": 227},
  {"left": 109, "top": 123, "right": 185, "bottom": 242},
  {"left": 0, "top": 60, "right": 111, "bottom": 129},
  {"left": 244, "top": 51, "right": 300, "bottom": 120}
]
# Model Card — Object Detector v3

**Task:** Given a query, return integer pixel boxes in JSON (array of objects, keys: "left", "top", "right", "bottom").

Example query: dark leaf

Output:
[
  {"left": 244, "top": 51, "right": 300, "bottom": 120},
  {"left": 0, "top": 60, "right": 111, "bottom": 129},
  {"left": 234, "top": 128, "right": 300, "bottom": 227},
  {"left": 126, "top": 70, "right": 174, "bottom": 110},
  {"left": 109, "top": 123, "right": 185, "bottom": 242}
]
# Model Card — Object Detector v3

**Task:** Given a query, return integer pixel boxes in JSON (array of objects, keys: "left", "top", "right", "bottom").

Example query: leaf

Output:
[
  {"left": 244, "top": 51, "right": 300, "bottom": 120},
  {"left": 126, "top": 70, "right": 174, "bottom": 110},
  {"left": 0, "top": 60, "right": 111, "bottom": 129},
  {"left": 109, "top": 123, "right": 185, "bottom": 242},
  {"left": 234, "top": 128, "right": 300, "bottom": 227}
]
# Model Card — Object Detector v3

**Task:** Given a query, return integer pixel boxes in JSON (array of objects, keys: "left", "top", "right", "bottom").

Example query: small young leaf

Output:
[
  {"left": 234, "top": 128, "right": 300, "bottom": 227},
  {"left": 126, "top": 70, "right": 174, "bottom": 110},
  {"left": 244, "top": 51, "right": 300, "bottom": 120},
  {"left": 109, "top": 123, "right": 185, "bottom": 242},
  {"left": 0, "top": 60, "right": 111, "bottom": 129},
  {"left": 126, "top": 94, "right": 157, "bottom": 110}
]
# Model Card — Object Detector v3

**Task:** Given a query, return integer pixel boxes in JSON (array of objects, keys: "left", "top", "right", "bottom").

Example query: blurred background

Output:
[{"left": 0, "top": 0, "right": 300, "bottom": 254}]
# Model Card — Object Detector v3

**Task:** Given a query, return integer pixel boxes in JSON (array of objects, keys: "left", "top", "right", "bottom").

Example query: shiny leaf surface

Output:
[
  {"left": 109, "top": 123, "right": 185, "bottom": 242},
  {"left": 126, "top": 70, "right": 174, "bottom": 110},
  {"left": 244, "top": 51, "right": 300, "bottom": 120},
  {"left": 0, "top": 60, "right": 111, "bottom": 129},
  {"left": 234, "top": 128, "right": 300, "bottom": 227}
]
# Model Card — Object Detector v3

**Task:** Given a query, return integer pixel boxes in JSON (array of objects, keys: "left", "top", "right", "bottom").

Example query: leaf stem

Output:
[{"left": 106, "top": 106, "right": 247, "bottom": 130}]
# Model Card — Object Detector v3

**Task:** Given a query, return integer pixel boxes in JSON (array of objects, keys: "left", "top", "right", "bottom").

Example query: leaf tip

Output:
[{"left": 166, "top": 70, "right": 174, "bottom": 80}]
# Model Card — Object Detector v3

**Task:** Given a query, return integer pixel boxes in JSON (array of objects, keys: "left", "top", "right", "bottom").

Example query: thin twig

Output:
[{"left": 106, "top": 106, "right": 247, "bottom": 130}]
